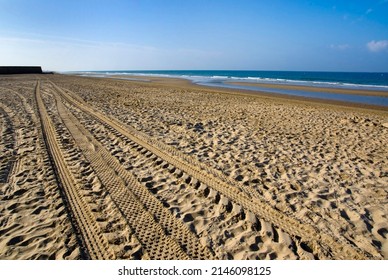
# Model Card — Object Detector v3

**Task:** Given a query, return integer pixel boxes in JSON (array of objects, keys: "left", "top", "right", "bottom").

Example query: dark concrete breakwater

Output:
[{"left": 0, "top": 66, "right": 43, "bottom": 75}]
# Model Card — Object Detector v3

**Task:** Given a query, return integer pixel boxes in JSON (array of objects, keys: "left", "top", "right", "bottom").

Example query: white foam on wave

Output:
[{"left": 211, "top": 75, "right": 229, "bottom": 79}]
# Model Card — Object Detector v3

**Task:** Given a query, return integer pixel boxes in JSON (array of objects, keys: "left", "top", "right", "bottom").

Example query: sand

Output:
[{"left": 0, "top": 74, "right": 387, "bottom": 260}]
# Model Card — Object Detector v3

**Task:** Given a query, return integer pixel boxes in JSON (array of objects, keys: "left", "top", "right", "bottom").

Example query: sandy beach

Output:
[{"left": 0, "top": 74, "right": 387, "bottom": 260}]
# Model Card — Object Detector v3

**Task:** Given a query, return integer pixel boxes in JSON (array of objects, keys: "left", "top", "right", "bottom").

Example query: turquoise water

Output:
[{"left": 75, "top": 70, "right": 388, "bottom": 106}]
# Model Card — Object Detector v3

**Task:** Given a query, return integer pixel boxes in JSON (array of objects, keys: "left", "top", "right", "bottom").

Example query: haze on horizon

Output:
[{"left": 1, "top": 0, "right": 388, "bottom": 72}]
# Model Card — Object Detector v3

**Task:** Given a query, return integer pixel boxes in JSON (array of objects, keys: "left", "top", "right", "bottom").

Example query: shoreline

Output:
[
  {"left": 78, "top": 74, "right": 388, "bottom": 112},
  {"left": 226, "top": 81, "right": 388, "bottom": 97}
]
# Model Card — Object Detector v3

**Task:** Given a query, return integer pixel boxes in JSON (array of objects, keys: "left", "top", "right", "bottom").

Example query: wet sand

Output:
[{"left": 226, "top": 81, "right": 388, "bottom": 97}]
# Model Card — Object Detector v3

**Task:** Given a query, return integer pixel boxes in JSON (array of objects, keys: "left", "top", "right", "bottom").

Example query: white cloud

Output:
[
  {"left": 0, "top": 36, "right": 159, "bottom": 71},
  {"left": 367, "top": 40, "right": 388, "bottom": 52},
  {"left": 0, "top": 35, "right": 221, "bottom": 71},
  {"left": 330, "top": 44, "right": 350, "bottom": 51},
  {"left": 366, "top": 8, "right": 373, "bottom": 14}
]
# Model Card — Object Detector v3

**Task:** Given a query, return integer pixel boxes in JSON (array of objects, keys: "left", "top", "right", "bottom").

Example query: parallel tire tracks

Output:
[
  {"left": 49, "top": 82, "right": 213, "bottom": 260},
  {"left": 35, "top": 81, "right": 115, "bottom": 260},
  {"left": 51, "top": 81, "right": 369, "bottom": 260}
]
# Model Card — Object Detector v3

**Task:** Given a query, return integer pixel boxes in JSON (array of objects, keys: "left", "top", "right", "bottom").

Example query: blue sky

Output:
[{"left": 1, "top": 0, "right": 388, "bottom": 71}]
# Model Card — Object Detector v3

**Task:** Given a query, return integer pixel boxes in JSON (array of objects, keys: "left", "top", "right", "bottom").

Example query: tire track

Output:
[
  {"left": 51, "top": 81, "right": 370, "bottom": 259},
  {"left": 47, "top": 83, "right": 208, "bottom": 260},
  {"left": 40, "top": 86, "right": 148, "bottom": 259},
  {"left": 0, "top": 85, "right": 41, "bottom": 186},
  {"left": 35, "top": 80, "right": 114, "bottom": 260},
  {"left": 1, "top": 83, "right": 83, "bottom": 259},
  {"left": 0, "top": 105, "right": 16, "bottom": 184}
]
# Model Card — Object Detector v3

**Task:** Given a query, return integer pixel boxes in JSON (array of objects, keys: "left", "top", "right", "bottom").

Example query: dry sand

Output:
[{"left": 0, "top": 74, "right": 387, "bottom": 260}]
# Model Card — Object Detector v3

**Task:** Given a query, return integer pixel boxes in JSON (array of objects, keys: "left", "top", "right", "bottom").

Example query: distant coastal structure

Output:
[{"left": 0, "top": 66, "right": 43, "bottom": 74}]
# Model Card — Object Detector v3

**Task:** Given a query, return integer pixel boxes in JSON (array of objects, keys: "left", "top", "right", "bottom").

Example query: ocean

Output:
[{"left": 74, "top": 70, "right": 388, "bottom": 106}]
